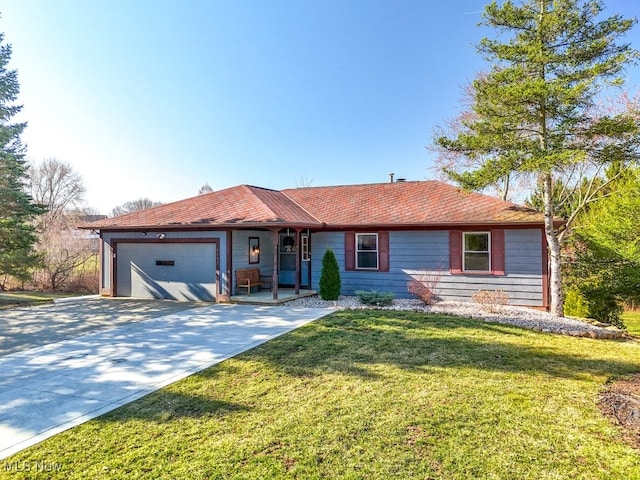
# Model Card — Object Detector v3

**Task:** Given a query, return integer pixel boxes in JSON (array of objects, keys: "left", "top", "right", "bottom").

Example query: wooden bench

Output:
[{"left": 235, "top": 268, "right": 271, "bottom": 295}]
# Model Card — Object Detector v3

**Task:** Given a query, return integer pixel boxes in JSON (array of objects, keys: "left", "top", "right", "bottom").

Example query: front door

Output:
[
  {"left": 278, "top": 232, "right": 311, "bottom": 288},
  {"left": 279, "top": 232, "right": 296, "bottom": 286}
]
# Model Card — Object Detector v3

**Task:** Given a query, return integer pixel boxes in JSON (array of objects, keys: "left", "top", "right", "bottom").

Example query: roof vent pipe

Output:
[{"left": 389, "top": 172, "right": 394, "bottom": 183}]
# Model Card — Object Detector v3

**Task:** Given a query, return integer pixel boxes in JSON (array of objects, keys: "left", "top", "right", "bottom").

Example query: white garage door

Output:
[{"left": 116, "top": 242, "right": 217, "bottom": 301}]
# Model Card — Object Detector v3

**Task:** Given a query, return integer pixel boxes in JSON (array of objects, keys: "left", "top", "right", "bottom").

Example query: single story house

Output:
[{"left": 81, "top": 180, "right": 551, "bottom": 308}]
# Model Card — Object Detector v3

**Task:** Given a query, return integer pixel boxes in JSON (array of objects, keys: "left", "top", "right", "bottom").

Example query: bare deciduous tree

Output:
[
  {"left": 295, "top": 175, "right": 314, "bottom": 188},
  {"left": 30, "top": 158, "right": 85, "bottom": 228},
  {"left": 28, "top": 158, "right": 99, "bottom": 291},
  {"left": 111, "top": 198, "right": 163, "bottom": 217},
  {"left": 198, "top": 183, "right": 213, "bottom": 195},
  {"left": 34, "top": 213, "right": 98, "bottom": 290}
]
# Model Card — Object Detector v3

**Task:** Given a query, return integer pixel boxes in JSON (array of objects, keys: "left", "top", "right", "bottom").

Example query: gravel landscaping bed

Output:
[{"left": 284, "top": 295, "right": 627, "bottom": 339}]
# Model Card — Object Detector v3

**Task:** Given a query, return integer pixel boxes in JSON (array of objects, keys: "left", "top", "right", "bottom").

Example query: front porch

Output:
[{"left": 229, "top": 288, "right": 318, "bottom": 305}]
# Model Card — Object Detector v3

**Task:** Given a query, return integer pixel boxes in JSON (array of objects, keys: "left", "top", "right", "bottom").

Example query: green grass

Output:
[
  {"left": 0, "top": 291, "right": 73, "bottom": 309},
  {"left": 623, "top": 311, "right": 640, "bottom": 337},
  {"left": 4, "top": 310, "right": 640, "bottom": 479}
]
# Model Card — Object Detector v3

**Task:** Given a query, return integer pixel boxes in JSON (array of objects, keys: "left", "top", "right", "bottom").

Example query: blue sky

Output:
[{"left": 1, "top": 1, "right": 639, "bottom": 214}]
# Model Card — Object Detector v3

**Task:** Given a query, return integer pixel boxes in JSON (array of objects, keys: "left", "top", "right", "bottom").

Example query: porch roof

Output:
[{"left": 84, "top": 185, "right": 321, "bottom": 230}]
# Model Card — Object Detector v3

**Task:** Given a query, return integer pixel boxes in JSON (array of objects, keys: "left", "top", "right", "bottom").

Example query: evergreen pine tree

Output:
[
  {"left": 435, "top": 0, "right": 639, "bottom": 316},
  {"left": 0, "top": 33, "right": 45, "bottom": 282},
  {"left": 319, "top": 249, "right": 341, "bottom": 300}
]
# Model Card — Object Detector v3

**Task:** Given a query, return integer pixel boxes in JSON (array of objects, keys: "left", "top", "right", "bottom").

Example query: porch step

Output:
[{"left": 229, "top": 289, "right": 317, "bottom": 305}]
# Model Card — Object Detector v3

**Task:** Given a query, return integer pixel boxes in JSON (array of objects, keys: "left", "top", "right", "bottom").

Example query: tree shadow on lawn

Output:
[
  {"left": 237, "top": 310, "right": 640, "bottom": 381},
  {"left": 98, "top": 388, "right": 249, "bottom": 424}
]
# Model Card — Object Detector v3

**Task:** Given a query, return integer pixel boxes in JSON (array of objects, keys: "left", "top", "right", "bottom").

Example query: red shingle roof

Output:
[
  {"left": 86, "top": 185, "right": 319, "bottom": 229},
  {"left": 85, "top": 181, "right": 544, "bottom": 230},
  {"left": 282, "top": 181, "right": 543, "bottom": 226}
]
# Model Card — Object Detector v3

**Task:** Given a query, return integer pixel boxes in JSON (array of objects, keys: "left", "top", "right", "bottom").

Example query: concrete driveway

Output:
[
  {"left": 0, "top": 298, "right": 331, "bottom": 460},
  {"left": 0, "top": 297, "right": 206, "bottom": 356}
]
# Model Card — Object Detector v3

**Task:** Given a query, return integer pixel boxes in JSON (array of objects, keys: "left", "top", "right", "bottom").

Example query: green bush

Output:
[
  {"left": 319, "top": 249, "right": 341, "bottom": 300},
  {"left": 355, "top": 290, "right": 395, "bottom": 307},
  {"left": 563, "top": 288, "right": 590, "bottom": 318},
  {"left": 565, "top": 283, "right": 625, "bottom": 328},
  {"left": 585, "top": 290, "right": 624, "bottom": 328}
]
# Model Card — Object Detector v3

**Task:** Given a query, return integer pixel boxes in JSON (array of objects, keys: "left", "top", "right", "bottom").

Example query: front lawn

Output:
[
  {"left": 623, "top": 311, "right": 640, "bottom": 337},
  {"left": 5, "top": 310, "right": 640, "bottom": 479},
  {"left": 0, "top": 291, "right": 71, "bottom": 309}
]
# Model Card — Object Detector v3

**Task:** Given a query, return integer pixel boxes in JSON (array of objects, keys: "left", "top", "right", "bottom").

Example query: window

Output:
[
  {"left": 301, "top": 234, "right": 310, "bottom": 261},
  {"left": 449, "top": 229, "right": 505, "bottom": 275},
  {"left": 463, "top": 232, "right": 490, "bottom": 272},
  {"left": 356, "top": 233, "right": 378, "bottom": 269},
  {"left": 345, "top": 231, "right": 389, "bottom": 272}
]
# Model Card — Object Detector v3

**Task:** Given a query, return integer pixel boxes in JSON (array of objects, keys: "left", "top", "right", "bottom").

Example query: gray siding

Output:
[
  {"left": 101, "top": 240, "right": 111, "bottom": 289},
  {"left": 231, "top": 231, "right": 275, "bottom": 274},
  {"left": 101, "top": 230, "right": 227, "bottom": 298},
  {"left": 437, "top": 229, "right": 544, "bottom": 305},
  {"left": 231, "top": 230, "right": 275, "bottom": 293},
  {"left": 99, "top": 227, "right": 545, "bottom": 306},
  {"left": 310, "top": 229, "right": 544, "bottom": 306}
]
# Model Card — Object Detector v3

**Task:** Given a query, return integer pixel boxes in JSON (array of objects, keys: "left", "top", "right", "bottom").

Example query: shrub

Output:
[
  {"left": 355, "top": 290, "right": 395, "bottom": 307},
  {"left": 407, "top": 270, "right": 442, "bottom": 305},
  {"left": 319, "top": 249, "right": 341, "bottom": 300},
  {"left": 564, "top": 287, "right": 590, "bottom": 318},
  {"left": 472, "top": 289, "right": 510, "bottom": 313},
  {"left": 566, "top": 276, "right": 625, "bottom": 328},
  {"left": 583, "top": 289, "right": 624, "bottom": 328},
  {"left": 407, "top": 280, "right": 436, "bottom": 305},
  {"left": 66, "top": 267, "right": 99, "bottom": 294}
]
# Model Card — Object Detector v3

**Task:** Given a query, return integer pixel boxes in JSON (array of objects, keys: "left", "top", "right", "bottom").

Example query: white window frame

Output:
[
  {"left": 463, "top": 231, "right": 491, "bottom": 272},
  {"left": 356, "top": 232, "right": 378, "bottom": 270}
]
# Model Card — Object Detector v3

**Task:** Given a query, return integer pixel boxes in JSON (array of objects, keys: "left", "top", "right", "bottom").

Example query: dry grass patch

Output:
[{"left": 0, "top": 291, "right": 67, "bottom": 309}]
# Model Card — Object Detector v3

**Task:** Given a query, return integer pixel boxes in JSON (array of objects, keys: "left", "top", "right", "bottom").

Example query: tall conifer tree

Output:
[
  {"left": 0, "top": 32, "right": 45, "bottom": 282},
  {"left": 435, "top": 0, "right": 639, "bottom": 316}
]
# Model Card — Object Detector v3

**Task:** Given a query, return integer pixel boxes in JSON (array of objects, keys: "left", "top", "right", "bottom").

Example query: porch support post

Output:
[
  {"left": 271, "top": 229, "right": 279, "bottom": 300},
  {"left": 109, "top": 240, "right": 116, "bottom": 297},
  {"left": 223, "top": 230, "right": 233, "bottom": 301},
  {"left": 294, "top": 228, "right": 301, "bottom": 294}
]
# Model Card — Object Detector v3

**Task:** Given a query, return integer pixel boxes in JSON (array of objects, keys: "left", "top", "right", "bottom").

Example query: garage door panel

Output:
[{"left": 117, "top": 243, "right": 217, "bottom": 301}]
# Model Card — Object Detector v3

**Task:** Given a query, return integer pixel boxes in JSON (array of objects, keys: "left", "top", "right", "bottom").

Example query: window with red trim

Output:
[
  {"left": 345, "top": 231, "right": 389, "bottom": 272},
  {"left": 449, "top": 229, "right": 505, "bottom": 275},
  {"left": 356, "top": 233, "right": 378, "bottom": 269},
  {"left": 463, "top": 232, "right": 490, "bottom": 272}
]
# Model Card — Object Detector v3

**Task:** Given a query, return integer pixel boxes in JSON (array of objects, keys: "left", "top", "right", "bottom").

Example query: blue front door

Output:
[
  {"left": 279, "top": 233, "right": 296, "bottom": 286},
  {"left": 278, "top": 232, "right": 311, "bottom": 287}
]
